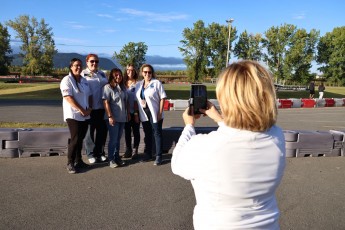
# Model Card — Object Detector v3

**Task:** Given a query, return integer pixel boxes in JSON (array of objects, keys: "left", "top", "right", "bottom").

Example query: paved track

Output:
[{"left": 1, "top": 100, "right": 345, "bottom": 229}]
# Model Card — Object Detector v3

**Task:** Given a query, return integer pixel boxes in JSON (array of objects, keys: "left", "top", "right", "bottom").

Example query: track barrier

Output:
[{"left": 1, "top": 127, "right": 345, "bottom": 159}]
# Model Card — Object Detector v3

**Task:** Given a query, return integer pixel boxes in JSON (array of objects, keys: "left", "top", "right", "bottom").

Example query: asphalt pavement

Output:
[{"left": 1, "top": 99, "right": 345, "bottom": 229}]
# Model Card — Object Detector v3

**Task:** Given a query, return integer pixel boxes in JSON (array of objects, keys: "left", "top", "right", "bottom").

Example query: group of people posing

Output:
[
  {"left": 61, "top": 57, "right": 286, "bottom": 229},
  {"left": 60, "top": 54, "right": 167, "bottom": 174}
]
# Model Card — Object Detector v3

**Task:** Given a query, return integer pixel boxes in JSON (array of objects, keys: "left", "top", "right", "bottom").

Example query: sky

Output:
[{"left": 1, "top": 0, "right": 344, "bottom": 60}]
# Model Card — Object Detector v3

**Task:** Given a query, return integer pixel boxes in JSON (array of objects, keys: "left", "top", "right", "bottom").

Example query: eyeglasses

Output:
[
  {"left": 143, "top": 71, "right": 152, "bottom": 74},
  {"left": 89, "top": 60, "right": 99, "bottom": 64},
  {"left": 72, "top": 64, "right": 82, "bottom": 68}
]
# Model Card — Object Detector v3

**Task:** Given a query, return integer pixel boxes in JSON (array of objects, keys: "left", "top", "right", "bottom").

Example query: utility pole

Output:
[{"left": 226, "top": 18, "right": 234, "bottom": 67}]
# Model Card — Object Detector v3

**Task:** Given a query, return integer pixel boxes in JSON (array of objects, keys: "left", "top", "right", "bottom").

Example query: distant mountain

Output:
[
  {"left": 10, "top": 52, "right": 186, "bottom": 71},
  {"left": 11, "top": 53, "right": 118, "bottom": 70}
]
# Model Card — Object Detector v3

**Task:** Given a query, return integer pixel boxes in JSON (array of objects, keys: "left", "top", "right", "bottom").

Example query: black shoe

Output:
[
  {"left": 122, "top": 149, "right": 132, "bottom": 158},
  {"left": 67, "top": 163, "right": 76, "bottom": 174},
  {"left": 116, "top": 159, "right": 126, "bottom": 166},
  {"left": 140, "top": 154, "right": 152, "bottom": 162},
  {"left": 131, "top": 153, "right": 139, "bottom": 160},
  {"left": 75, "top": 161, "right": 89, "bottom": 169},
  {"left": 96, "top": 155, "right": 108, "bottom": 163}
]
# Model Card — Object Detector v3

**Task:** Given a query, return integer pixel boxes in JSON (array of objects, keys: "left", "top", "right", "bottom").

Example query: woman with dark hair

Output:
[
  {"left": 60, "top": 58, "right": 92, "bottom": 174},
  {"left": 135, "top": 64, "right": 167, "bottom": 165},
  {"left": 102, "top": 68, "right": 128, "bottom": 168},
  {"left": 122, "top": 64, "right": 140, "bottom": 159}
]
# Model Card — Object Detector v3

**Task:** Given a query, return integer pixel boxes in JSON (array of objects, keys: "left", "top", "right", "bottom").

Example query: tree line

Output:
[{"left": 0, "top": 15, "right": 344, "bottom": 85}]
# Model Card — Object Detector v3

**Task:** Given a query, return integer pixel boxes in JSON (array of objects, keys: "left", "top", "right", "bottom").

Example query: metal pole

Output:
[{"left": 226, "top": 18, "right": 234, "bottom": 67}]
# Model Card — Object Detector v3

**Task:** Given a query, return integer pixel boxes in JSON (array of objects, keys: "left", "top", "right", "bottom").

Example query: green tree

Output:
[
  {"left": 262, "top": 24, "right": 296, "bottom": 82},
  {"left": 113, "top": 42, "right": 148, "bottom": 71},
  {"left": 207, "top": 22, "right": 236, "bottom": 78},
  {"left": 179, "top": 20, "right": 209, "bottom": 82},
  {"left": 6, "top": 15, "right": 56, "bottom": 76},
  {"left": 284, "top": 28, "right": 319, "bottom": 84},
  {"left": 234, "top": 30, "right": 262, "bottom": 61},
  {"left": 0, "top": 23, "right": 13, "bottom": 75},
  {"left": 317, "top": 27, "right": 345, "bottom": 86}
]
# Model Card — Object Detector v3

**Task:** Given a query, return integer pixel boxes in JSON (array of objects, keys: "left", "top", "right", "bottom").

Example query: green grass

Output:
[
  {"left": 0, "top": 122, "right": 66, "bottom": 128},
  {"left": 0, "top": 82, "right": 61, "bottom": 100},
  {"left": 1, "top": 82, "right": 345, "bottom": 128}
]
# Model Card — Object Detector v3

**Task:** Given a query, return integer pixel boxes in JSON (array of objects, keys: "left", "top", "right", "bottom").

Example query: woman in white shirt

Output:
[
  {"left": 135, "top": 64, "right": 167, "bottom": 165},
  {"left": 171, "top": 60, "right": 286, "bottom": 229},
  {"left": 60, "top": 58, "right": 92, "bottom": 174},
  {"left": 81, "top": 54, "right": 108, "bottom": 164}
]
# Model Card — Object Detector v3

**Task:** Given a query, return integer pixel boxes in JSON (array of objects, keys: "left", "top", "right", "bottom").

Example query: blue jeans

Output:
[
  {"left": 142, "top": 109, "right": 163, "bottom": 158},
  {"left": 106, "top": 121, "right": 125, "bottom": 162},
  {"left": 84, "top": 109, "right": 107, "bottom": 158}
]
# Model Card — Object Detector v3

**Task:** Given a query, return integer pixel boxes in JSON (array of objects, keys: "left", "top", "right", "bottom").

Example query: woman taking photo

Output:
[
  {"left": 60, "top": 58, "right": 92, "bottom": 174},
  {"left": 103, "top": 68, "right": 128, "bottom": 168},
  {"left": 172, "top": 60, "right": 286, "bottom": 229},
  {"left": 135, "top": 64, "right": 167, "bottom": 166}
]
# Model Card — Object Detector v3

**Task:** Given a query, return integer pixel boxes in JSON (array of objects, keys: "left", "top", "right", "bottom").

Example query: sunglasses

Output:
[
  {"left": 143, "top": 71, "right": 152, "bottom": 74},
  {"left": 89, "top": 60, "right": 99, "bottom": 64}
]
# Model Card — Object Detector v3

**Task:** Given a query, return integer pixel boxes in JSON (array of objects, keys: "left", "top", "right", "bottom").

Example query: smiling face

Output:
[
  {"left": 113, "top": 71, "right": 123, "bottom": 84},
  {"left": 70, "top": 60, "right": 82, "bottom": 76},
  {"left": 86, "top": 54, "right": 99, "bottom": 72},
  {"left": 126, "top": 66, "right": 135, "bottom": 79},
  {"left": 142, "top": 66, "right": 152, "bottom": 82}
]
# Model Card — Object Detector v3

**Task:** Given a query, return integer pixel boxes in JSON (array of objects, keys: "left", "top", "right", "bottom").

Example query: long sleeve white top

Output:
[
  {"left": 81, "top": 69, "right": 108, "bottom": 110},
  {"left": 135, "top": 78, "right": 167, "bottom": 123},
  {"left": 60, "top": 74, "right": 91, "bottom": 121},
  {"left": 171, "top": 123, "right": 286, "bottom": 230}
]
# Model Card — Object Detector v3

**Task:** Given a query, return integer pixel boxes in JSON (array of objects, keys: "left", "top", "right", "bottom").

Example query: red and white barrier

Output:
[{"left": 167, "top": 98, "right": 345, "bottom": 111}]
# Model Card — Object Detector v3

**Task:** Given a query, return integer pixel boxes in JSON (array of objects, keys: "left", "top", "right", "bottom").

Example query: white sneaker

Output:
[
  {"left": 88, "top": 157, "right": 96, "bottom": 164},
  {"left": 100, "top": 156, "right": 107, "bottom": 162},
  {"left": 109, "top": 160, "right": 119, "bottom": 168}
]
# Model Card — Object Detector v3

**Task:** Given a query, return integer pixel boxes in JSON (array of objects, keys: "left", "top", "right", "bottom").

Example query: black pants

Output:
[
  {"left": 66, "top": 119, "right": 88, "bottom": 164},
  {"left": 88, "top": 109, "right": 107, "bottom": 157},
  {"left": 142, "top": 108, "right": 163, "bottom": 157},
  {"left": 124, "top": 113, "right": 141, "bottom": 151}
]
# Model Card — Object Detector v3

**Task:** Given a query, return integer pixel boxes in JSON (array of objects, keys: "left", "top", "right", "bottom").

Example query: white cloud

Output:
[
  {"left": 65, "top": 21, "right": 90, "bottom": 30},
  {"left": 102, "top": 29, "right": 117, "bottom": 33},
  {"left": 54, "top": 37, "right": 87, "bottom": 44},
  {"left": 120, "top": 8, "right": 188, "bottom": 22},
  {"left": 139, "top": 28, "right": 174, "bottom": 33},
  {"left": 293, "top": 12, "right": 306, "bottom": 20},
  {"left": 97, "top": 14, "right": 113, "bottom": 18}
]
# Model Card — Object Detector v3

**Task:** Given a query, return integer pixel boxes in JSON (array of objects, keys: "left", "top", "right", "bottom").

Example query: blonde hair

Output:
[{"left": 216, "top": 60, "right": 277, "bottom": 131}]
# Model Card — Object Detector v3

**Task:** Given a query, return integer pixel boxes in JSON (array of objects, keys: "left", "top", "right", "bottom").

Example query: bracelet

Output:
[{"left": 108, "top": 115, "right": 112, "bottom": 118}]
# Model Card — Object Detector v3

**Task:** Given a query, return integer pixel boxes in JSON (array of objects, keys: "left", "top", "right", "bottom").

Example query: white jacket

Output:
[
  {"left": 135, "top": 78, "right": 167, "bottom": 123},
  {"left": 60, "top": 74, "right": 91, "bottom": 121},
  {"left": 81, "top": 69, "right": 108, "bottom": 110},
  {"left": 171, "top": 123, "right": 286, "bottom": 230}
]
